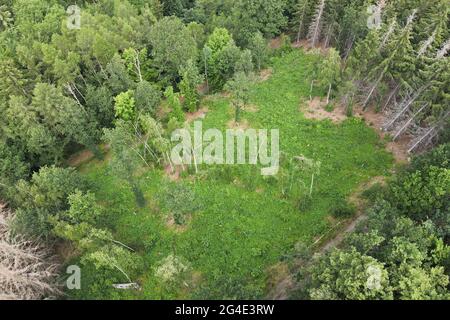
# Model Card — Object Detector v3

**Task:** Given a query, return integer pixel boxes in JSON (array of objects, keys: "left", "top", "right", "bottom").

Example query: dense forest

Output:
[{"left": 0, "top": 0, "right": 449, "bottom": 300}]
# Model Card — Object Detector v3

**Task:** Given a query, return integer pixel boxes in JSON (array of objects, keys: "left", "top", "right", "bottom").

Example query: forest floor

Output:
[{"left": 69, "top": 49, "right": 393, "bottom": 300}]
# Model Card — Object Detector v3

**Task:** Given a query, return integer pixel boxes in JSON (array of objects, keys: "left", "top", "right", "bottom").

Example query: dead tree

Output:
[
  {"left": 380, "top": 20, "right": 396, "bottom": 50},
  {"left": 436, "top": 38, "right": 450, "bottom": 59},
  {"left": 307, "top": 0, "right": 326, "bottom": 47},
  {"left": 408, "top": 111, "right": 449, "bottom": 153},
  {"left": 417, "top": 30, "right": 437, "bottom": 58},
  {"left": 392, "top": 102, "right": 429, "bottom": 141},
  {"left": 382, "top": 85, "right": 429, "bottom": 131},
  {"left": 0, "top": 204, "right": 60, "bottom": 300}
]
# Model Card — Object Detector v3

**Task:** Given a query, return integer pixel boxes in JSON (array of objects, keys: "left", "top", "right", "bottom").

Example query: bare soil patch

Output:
[
  {"left": 258, "top": 68, "right": 273, "bottom": 82},
  {"left": 269, "top": 37, "right": 282, "bottom": 49},
  {"left": 265, "top": 262, "right": 294, "bottom": 300},
  {"left": 301, "top": 97, "right": 347, "bottom": 123},
  {"left": 292, "top": 40, "right": 330, "bottom": 55},
  {"left": 227, "top": 119, "right": 250, "bottom": 130},
  {"left": 67, "top": 149, "right": 95, "bottom": 167},
  {"left": 354, "top": 106, "right": 412, "bottom": 163},
  {"left": 164, "top": 164, "right": 183, "bottom": 181},
  {"left": 186, "top": 107, "right": 208, "bottom": 123},
  {"left": 243, "top": 104, "right": 259, "bottom": 113}
]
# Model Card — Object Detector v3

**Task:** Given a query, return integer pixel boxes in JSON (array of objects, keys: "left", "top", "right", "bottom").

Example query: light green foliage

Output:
[
  {"left": 0, "top": 5, "right": 13, "bottom": 30},
  {"left": 159, "top": 183, "right": 201, "bottom": 225},
  {"left": 82, "top": 244, "right": 143, "bottom": 283},
  {"left": 179, "top": 59, "right": 203, "bottom": 112},
  {"left": 225, "top": 71, "right": 252, "bottom": 122},
  {"left": 310, "top": 248, "right": 392, "bottom": 300},
  {"left": 164, "top": 86, "right": 185, "bottom": 123},
  {"left": 248, "top": 32, "right": 269, "bottom": 71},
  {"left": 52, "top": 190, "right": 110, "bottom": 251},
  {"left": 390, "top": 166, "right": 449, "bottom": 221},
  {"left": 114, "top": 90, "right": 136, "bottom": 121},
  {"left": 235, "top": 49, "right": 254, "bottom": 75},
  {"left": 204, "top": 28, "right": 241, "bottom": 90},
  {"left": 317, "top": 48, "right": 341, "bottom": 101}
]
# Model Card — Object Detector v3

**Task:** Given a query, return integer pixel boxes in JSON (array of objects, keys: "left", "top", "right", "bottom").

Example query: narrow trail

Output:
[{"left": 266, "top": 176, "right": 386, "bottom": 300}]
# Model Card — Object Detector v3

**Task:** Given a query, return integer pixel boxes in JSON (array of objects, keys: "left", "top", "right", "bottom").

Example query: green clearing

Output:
[{"left": 71, "top": 49, "right": 393, "bottom": 299}]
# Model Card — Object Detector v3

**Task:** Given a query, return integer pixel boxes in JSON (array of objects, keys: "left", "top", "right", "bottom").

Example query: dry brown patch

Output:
[
  {"left": 164, "top": 164, "right": 183, "bottom": 181},
  {"left": 243, "top": 104, "right": 259, "bottom": 113},
  {"left": 269, "top": 37, "right": 282, "bottom": 49},
  {"left": 266, "top": 262, "right": 295, "bottom": 300},
  {"left": 354, "top": 105, "right": 412, "bottom": 163},
  {"left": 54, "top": 241, "right": 79, "bottom": 264},
  {"left": 179, "top": 271, "right": 203, "bottom": 297},
  {"left": 292, "top": 40, "right": 330, "bottom": 55},
  {"left": 259, "top": 68, "right": 273, "bottom": 82},
  {"left": 67, "top": 149, "right": 94, "bottom": 167},
  {"left": 227, "top": 119, "right": 250, "bottom": 130},
  {"left": 301, "top": 97, "right": 347, "bottom": 123},
  {"left": 186, "top": 107, "right": 208, "bottom": 123}
]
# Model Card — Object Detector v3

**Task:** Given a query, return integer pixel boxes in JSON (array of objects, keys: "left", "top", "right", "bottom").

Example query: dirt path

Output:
[{"left": 266, "top": 176, "right": 386, "bottom": 300}]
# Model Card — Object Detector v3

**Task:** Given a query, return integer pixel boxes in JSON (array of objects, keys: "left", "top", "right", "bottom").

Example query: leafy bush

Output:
[
  {"left": 331, "top": 198, "right": 357, "bottom": 218},
  {"left": 158, "top": 183, "right": 201, "bottom": 225}
]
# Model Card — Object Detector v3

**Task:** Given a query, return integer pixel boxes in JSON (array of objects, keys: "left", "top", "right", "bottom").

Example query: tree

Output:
[
  {"left": 317, "top": 48, "right": 341, "bottom": 103},
  {"left": 230, "top": 0, "right": 288, "bottom": 46},
  {"left": 225, "top": 72, "right": 252, "bottom": 123},
  {"left": 165, "top": 86, "right": 185, "bottom": 123},
  {"left": 114, "top": 90, "right": 136, "bottom": 121},
  {"left": 294, "top": 0, "right": 313, "bottom": 43},
  {"left": 179, "top": 59, "right": 203, "bottom": 112},
  {"left": 81, "top": 244, "right": 142, "bottom": 285},
  {"left": 13, "top": 166, "right": 87, "bottom": 237},
  {"left": 248, "top": 32, "right": 269, "bottom": 71},
  {"left": 235, "top": 49, "right": 254, "bottom": 75},
  {"left": 0, "top": 205, "right": 60, "bottom": 300},
  {"left": 307, "top": 0, "right": 326, "bottom": 47},
  {"left": 309, "top": 248, "right": 392, "bottom": 300},
  {"left": 135, "top": 81, "right": 161, "bottom": 116},
  {"left": 148, "top": 16, "right": 198, "bottom": 83},
  {"left": 103, "top": 121, "right": 146, "bottom": 207},
  {"left": 204, "top": 28, "right": 242, "bottom": 90},
  {"left": 0, "top": 143, "right": 30, "bottom": 199}
]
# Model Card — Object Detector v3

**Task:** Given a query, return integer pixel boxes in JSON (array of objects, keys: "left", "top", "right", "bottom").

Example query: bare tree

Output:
[
  {"left": 417, "top": 29, "right": 437, "bottom": 58},
  {"left": 436, "top": 38, "right": 450, "bottom": 59},
  {"left": 0, "top": 204, "right": 60, "bottom": 300}
]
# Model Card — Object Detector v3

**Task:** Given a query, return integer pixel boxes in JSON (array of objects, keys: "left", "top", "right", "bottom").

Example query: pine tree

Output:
[
  {"left": 294, "top": 0, "right": 313, "bottom": 43},
  {"left": 307, "top": 0, "right": 326, "bottom": 47}
]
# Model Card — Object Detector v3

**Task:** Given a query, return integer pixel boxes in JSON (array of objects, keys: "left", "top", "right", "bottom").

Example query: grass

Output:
[{"left": 70, "top": 49, "right": 393, "bottom": 299}]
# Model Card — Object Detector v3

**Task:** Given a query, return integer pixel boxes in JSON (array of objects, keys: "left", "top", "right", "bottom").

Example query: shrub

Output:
[{"left": 331, "top": 198, "right": 357, "bottom": 218}]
